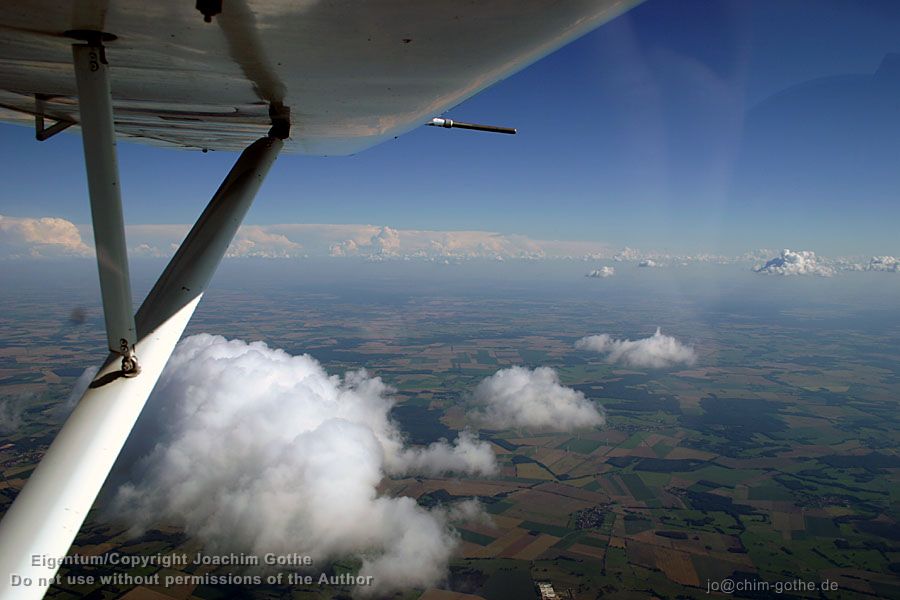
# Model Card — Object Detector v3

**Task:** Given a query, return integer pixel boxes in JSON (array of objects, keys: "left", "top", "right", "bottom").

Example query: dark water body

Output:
[{"left": 390, "top": 404, "right": 456, "bottom": 444}]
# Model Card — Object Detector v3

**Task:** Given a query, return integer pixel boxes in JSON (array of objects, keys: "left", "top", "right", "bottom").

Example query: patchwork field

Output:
[{"left": 1, "top": 268, "right": 898, "bottom": 599}]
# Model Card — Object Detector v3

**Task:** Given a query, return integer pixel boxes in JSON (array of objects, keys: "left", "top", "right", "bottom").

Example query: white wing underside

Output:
[{"left": 0, "top": 0, "right": 639, "bottom": 155}]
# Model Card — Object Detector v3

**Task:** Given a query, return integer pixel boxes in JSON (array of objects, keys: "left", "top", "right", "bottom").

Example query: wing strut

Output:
[
  {"left": 72, "top": 39, "right": 140, "bottom": 376},
  {"left": 0, "top": 34, "right": 287, "bottom": 600}
]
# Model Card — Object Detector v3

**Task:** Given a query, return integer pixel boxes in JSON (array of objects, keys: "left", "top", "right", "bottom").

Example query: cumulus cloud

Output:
[
  {"left": 638, "top": 258, "right": 661, "bottom": 268},
  {"left": 226, "top": 226, "right": 304, "bottom": 258},
  {"left": 757, "top": 253, "right": 900, "bottom": 275},
  {"left": 328, "top": 238, "right": 358, "bottom": 257},
  {"left": 613, "top": 247, "right": 642, "bottom": 262},
  {"left": 470, "top": 366, "right": 604, "bottom": 430},
  {"left": 576, "top": 328, "right": 696, "bottom": 369},
  {"left": 754, "top": 249, "right": 834, "bottom": 277},
  {"left": 124, "top": 224, "right": 189, "bottom": 258},
  {"left": 113, "top": 334, "right": 495, "bottom": 595},
  {"left": 394, "top": 430, "right": 497, "bottom": 477},
  {"left": 586, "top": 266, "right": 615, "bottom": 278},
  {"left": 865, "top": 255, "right": 900, "bottom": 272},
  {"left": 371, "top": 226, "right": 401, "bottom": 255},
  {"left": 329, "top": 227, "right": 550, "bottom": 260},
  {"left": 130, "top": 243, "right": 170, "bottom": 258},
  {"left": 0, "top": 214, "right": 92, "bottom": 258}
]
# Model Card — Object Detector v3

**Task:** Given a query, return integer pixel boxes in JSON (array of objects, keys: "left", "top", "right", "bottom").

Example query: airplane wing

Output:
[
  {"left": 0, "top": 0, "right": 641, "bottom": 155},
  {"left": 0, "top": 3, "right": 646, "bottom": 597}
]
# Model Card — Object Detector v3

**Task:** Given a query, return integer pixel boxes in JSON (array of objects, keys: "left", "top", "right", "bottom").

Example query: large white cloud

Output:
[
  {"left": 576, "top": 328, "right": 696, "bottom": 369},
  {"left": 114, "top": 334, "right": 495, "bottom": 594},
  {"left": 754, "top": 249, "right": 835, "bottom": 277},
  {"left": 0, "top": 214, "right": 92, "bottom": 258},
  {"left": 470, "top": 366, "right": 604, "bottom": 430}
]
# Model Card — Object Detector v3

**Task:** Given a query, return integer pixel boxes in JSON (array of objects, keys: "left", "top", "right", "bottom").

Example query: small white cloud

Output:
[
  {"left": 0, "top": 395, "right": 28, "bottom": 433},
  {"left": 113, "top": 334, "right": 495, "bottom": 595},
  {"left": 576, "top": 328, "right": 696, "bottom": 369},
  {"left": 130, "top": 243, "right": 169, "bottom": 258},
  {"left": 394, "top": 430, "right": 497, "bottom": 477},
  {"left": 755, "top": 249, "right": 834, "bottom": 277},
  {"left": 0, "top": 214, "right": 92, "bottom": 258},
  {"left": 471, "top": 366, "right": 604, "bottom": 430},
  {"left": 586, "top": 266, "right": 615, "bottom": 278},
  {"left": 638, "top": 258, "right": 661, "bottom": 268}
]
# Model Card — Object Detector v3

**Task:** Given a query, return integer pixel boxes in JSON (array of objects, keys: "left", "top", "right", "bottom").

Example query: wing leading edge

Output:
[{"left": 0, "top": 0, "right": 642, "bottom": 154}]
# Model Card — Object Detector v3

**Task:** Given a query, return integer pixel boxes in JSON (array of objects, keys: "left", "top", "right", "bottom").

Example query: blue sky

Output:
[{"left": 2, "top": 0, "right": 900, "bottom": 255}]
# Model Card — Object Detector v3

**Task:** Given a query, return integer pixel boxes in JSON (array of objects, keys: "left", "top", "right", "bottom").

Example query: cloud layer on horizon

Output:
[
  {"left": 576, "top": 328, "right": 697, "bottom": 369},
  {"left": 123, "top": 222, "right": 606, "bottom": 261},
  {"left": 470, "top": 366, "right": 604, "bottom": 430},
  {"left": 113, "top": 334, "right": 495, "bottom": 594},
  {"left": 2, "top": 213, "right": 897, "bottom": 270}
]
